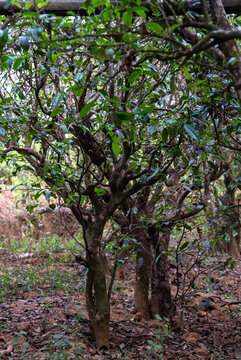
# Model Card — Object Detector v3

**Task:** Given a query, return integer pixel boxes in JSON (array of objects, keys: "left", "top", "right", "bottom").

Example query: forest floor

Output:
[{"left": 0, "top": 239, "right": 240, "bottom": 360}]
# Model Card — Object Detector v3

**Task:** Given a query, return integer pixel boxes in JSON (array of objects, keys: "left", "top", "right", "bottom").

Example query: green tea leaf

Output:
[
  {"left": 184, "top": 124, "right": 200, "bottom": 142},
  {"left": 128, "top": 70, "right": 141, "bottom": 84},
  {"left": 146, "top": 22, "right": 162, "bottom": 33},
  {"left": 79, "top": 101, "right": 95, "bottom": 118},
  {"left": 123, "top": 11, "right": 133, "bottom": 26},
  {"left": 53, "top": 93, "right": 64, "bottom": 108}
]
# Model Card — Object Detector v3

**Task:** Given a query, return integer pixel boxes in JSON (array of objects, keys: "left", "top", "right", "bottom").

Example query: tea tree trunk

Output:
[
  {"left": 150, "top": 227, "right": 172, "bottom": 317},
  {"left": 134, "top": 233, "right": 151, "bottom": 320},
  {"left": 84, "top": 223, "right": 110, "bottom": 349}
]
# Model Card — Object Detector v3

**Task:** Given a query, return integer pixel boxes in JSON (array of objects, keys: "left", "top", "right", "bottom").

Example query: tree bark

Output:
[
  {"left": 209, "top": 0, "right": 241, "bottom": 102},
  {"left": 113, "top": 208, "right": 152, "bottom": 320},
  {"left": 150, "top": 227, "right": 172, "bottom": 318},
  {"left": 220, "top": 164, "right": 241, "bottom": 257},
  {"left": 134, "top": 232, "right": 151, "bottom": 320},
  {"left": 85, "top": 224, "right": 110, "bottom": 349}
]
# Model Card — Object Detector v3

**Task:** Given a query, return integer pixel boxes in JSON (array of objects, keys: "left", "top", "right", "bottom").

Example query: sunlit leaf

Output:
[
  {"left": 71, "top": 84, "right": 84, "bottom": 97},
  {"left": 112, "top": 139, "right": 121, "bottom": 156},
  {"left": 146, "top": 22, "right": 162, "bottom": 33},
  {"left": 94, "top": 187, "right": 106, "bottom": 196},
  {"left": 128, "top": 70, "right": 141, "bottom": 84},
  {"left": 123, "top": 11, "right": 133, "bottom": 26},
  {"left": 51, "top": 108, "right": 63, "bottom": 117}
]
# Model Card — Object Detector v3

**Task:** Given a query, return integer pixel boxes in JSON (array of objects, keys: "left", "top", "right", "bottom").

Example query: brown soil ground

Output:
[{"left": 0, "top": 251, "right": 240, "bottom": 359}]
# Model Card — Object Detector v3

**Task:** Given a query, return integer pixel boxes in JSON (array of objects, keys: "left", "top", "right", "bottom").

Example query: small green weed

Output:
[
  {"left": 145, "top": 316, "right": 171, "bottom": 359},
  {"left": 0, "top": 270, "right": 14, "bottom": 298}
]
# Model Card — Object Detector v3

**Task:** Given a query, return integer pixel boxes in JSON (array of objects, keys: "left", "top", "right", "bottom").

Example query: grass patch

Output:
[{"left": 0, "top": 234, "right": 85, "bottom": 300}]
